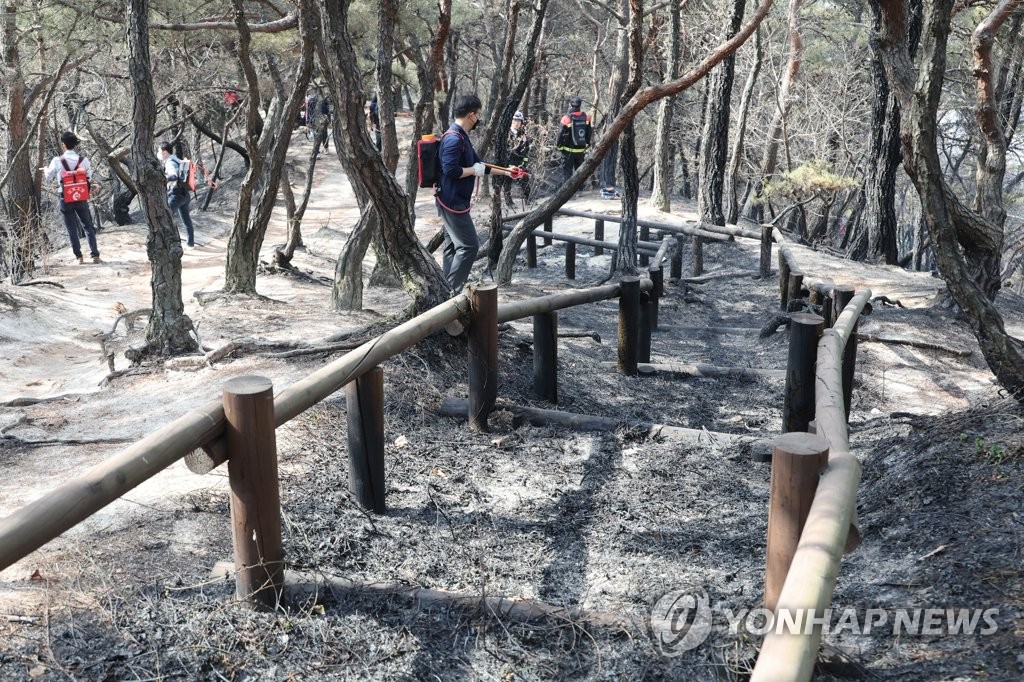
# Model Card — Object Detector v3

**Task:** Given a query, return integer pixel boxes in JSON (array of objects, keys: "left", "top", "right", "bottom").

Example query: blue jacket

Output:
[{"left": 437, "top": 124, "right": 481, "bottom": 211}]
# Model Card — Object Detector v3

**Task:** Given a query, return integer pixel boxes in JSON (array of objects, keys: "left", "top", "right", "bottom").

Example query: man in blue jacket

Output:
[{"left": 436, "top": 94, "right": 514, "bottom": 292}]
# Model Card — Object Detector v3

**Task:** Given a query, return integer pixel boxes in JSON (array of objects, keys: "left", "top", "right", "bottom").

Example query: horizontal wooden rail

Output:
[
  {"left": 0, "top": 295, "right": 469, "bottom": 571},
  {"left": 553, "top": 207, "right": 731, "bottom": 242},
  {"left": 497, "top": 279, "right": 652, "bottom": 324},
  {"left": 0, "top": 398, "right": 226, "bottom": 572},
  {"left": 751, "top": 287, "right": 871, "bottom": 682},
  {"left": 694, "top": 220, "right": 762, "bottom": 240},
  {"left": 502, "top": 222, "right": 662, "bottom": 254},
  {"left": 651, "top": 237, "right": 674, "bottom": 269}
]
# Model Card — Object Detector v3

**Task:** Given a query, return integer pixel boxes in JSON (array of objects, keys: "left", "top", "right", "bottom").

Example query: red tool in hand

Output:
[{"left": 484, "top": 163, "right": 530, "bottom": 179}]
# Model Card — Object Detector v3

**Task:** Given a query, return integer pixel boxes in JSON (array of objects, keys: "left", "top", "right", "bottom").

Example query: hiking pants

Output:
[
  {"left": 60, "top": 199, "right": 99, "bottom": 259},
  {"left": 437, "top": 201, "right": 479, "bottom": 292},
  {"left": 562, "top": 150, "right": 585, "bottom": 184},
  {"left": 168, "top": 191, "right": 195, "bottom": 245}
]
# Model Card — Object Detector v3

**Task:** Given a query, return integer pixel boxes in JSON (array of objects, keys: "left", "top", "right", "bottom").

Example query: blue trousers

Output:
[
  {"left": 60, "top": 199, "right": 99, "bottom": 259},
  {"left": 168, "top": 191, "right": 194, "bottom": 245}
]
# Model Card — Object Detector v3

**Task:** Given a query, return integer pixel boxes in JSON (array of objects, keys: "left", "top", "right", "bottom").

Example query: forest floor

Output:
[{"left": 1, "top": 127, "right": 1023, "bottom": 681}]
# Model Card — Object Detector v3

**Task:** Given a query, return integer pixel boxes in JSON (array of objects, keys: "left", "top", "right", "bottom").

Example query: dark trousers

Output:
[
  {"left": 436, "top": 201, "right": 479, "bottom": 292},
  {"left": 168, "top": 191, "right": 194, "bottom": 245},
  {"left": 562, "top": 151, "right": 585, "bottom": 184},
  {"left": 60, "top": 199, "right": 99, "bottom": 259}
]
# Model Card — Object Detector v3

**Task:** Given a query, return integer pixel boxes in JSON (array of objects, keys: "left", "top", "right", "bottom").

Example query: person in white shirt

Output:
[
  {"left": 43, "top": 131, "right": 100, "bottom": 264},
  {"left": 159, "top": 142, "right": 195, "bottom": 247}
]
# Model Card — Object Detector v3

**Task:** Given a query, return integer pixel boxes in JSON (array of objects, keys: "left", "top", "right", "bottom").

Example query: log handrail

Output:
[
  {"left": 551, "top": 207, "right": 734, "bottom": 241},
  {"left": 497, "top": 278, "right": 652, "bottom": 324},
  {"left": 750, "top": 288, "right": 871, "bottom": 682}
]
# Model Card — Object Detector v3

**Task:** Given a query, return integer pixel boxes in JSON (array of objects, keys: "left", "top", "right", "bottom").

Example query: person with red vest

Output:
[
  {"left": 556, "top": 96, "right": 592, "bottom": 185},
  {"left": 43, "top": 131, "right": 100, "bottom": 264}
]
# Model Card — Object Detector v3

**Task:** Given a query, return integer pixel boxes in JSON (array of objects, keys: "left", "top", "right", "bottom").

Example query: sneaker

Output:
[{"left": 92, "top": 256, "right": 102, "bottom": 264}]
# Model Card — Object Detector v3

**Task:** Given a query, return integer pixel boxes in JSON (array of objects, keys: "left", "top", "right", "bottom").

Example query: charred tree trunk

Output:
[
  {"left": 615, "top": 0, "right": 645, "bottom": 276},
  {"left": 725, "top": 28, "right": 762, "bottom": 225},
  {"left": 600, "top": 0, "right": 631, "bottom": 189},
  {"left": 698, "top": 0, "right": 746, "bottom": 228},
  {"left": 126, "top": 0, "right": 196, "bottom": 355}
]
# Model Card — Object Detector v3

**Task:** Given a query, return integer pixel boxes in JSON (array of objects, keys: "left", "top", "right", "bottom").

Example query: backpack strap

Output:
[{"left": 59, "top": 157, "right": 70, "bottom": 172}]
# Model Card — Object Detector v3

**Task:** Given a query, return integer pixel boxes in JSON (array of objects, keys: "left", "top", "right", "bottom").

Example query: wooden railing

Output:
[{"left": 0, "top": 216, "right": 867, "bottom": 677}]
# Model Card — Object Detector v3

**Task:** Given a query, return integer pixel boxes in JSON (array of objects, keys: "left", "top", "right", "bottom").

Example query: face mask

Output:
[{"left": 470, "top": 114, "right": 483, "bottom": 131}]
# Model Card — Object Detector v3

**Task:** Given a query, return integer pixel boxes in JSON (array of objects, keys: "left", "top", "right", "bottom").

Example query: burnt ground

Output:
[{"left": 2, "top": 140, "right": 1023, "bottom": 681}]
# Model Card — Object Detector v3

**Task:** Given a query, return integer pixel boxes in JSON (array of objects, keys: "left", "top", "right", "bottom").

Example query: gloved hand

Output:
[
  {"left": 510, "top": 166, "right": 528, "bottom": 180},
  {"left": 472, "top": 162, "right": 486, "bottom": 177}
]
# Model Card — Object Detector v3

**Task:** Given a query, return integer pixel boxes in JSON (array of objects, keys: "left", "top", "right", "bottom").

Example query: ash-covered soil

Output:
[{"left": 2, "top": 139, "right": 1023, "bottom": 680}]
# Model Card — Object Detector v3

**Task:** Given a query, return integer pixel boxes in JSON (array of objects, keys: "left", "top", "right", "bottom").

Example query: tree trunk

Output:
[
  {"left": 599, "top": 0, "right": 631, "bottom": 188},
  {"left": 615, "top": 0, "right": 645, "bottom": 276},
  {"left": 319, "top": 0, "right": 449, "bottom": 314},
  {"left": 649, "top": 0, "right": 681, "bottom": 211},
  {"left": 223, "top": 0, "right": 313, "bottom": 294},
  {"left": 725, "top": 28, "right": 762, "bottom": 225},
  {"left": 877, "top": 0, "right": 1024, "bottom": 398},
  {"left": 698, "top": 0, "right": 747, "bottom": 227},
  {"left": 376, "top": 0, "right": 401, "bottom": 173},
  {"left": 126, "top": 0, "right": 196, "bottom": 355},
  {"left": 744, "top": 0, "right": 804, "bottom": 220}
]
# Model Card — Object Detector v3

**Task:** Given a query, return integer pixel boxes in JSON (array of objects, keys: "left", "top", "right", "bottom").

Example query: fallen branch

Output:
[
  {"left": 871, "top": 295, "right": 906, "bottom": 308},
  {"left": 99, "top": 367, "right": 154, "bottom": 386},
  {"left": 656, "top": 324, "right": 760, "bottom": 335},
  {"left": 855, "top": 333, "right": 972, "bottom": 357},
  {"left": 111, "top": 307, "right": 152, "bottom": 335},
  {"left": 14, "top": 280, "right": 65, "bottom": 289},
  {"left": 0, "top": 394, "right": 78, "bottom": 407},
  {"left": 600, "top": 361, "right": 785, "bottom": 380},
  {"left": 440, "top": 397, "right": 764, "bottom": 444},
  {"left": 210, "top": 561, "right": 641, "bottom": 631},
  {"left": 759, "top": 314, "right": 792, "bottom": 338},
  {"left": 263, "top": 341, "right": 366, "bottom": 358},
  {"left": 681, "top": 269, "right": 757, "bottom": 284}
]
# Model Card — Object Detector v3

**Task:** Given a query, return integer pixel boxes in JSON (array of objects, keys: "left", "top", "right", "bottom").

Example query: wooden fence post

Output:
[
  {"left": 468, "top": 283, "right": 498, "bottom": 431},
  {"left": 783, "top": 313, "right": 824, "bottom": 433},
  {"left": 760, "top": 224, "right": 773, "bottom": 278},
  {"left": 526, "top": 232, "right": 537, "bottom": 268},
  {"left": 594, "top": 219, "right": 604, "bottom": 255},
  {"left": 640, "top": 223, "right": 650, "bottom": 267},
  {"left": 765, "top": 432, "right": 829, "bottom": 612},
  {"left": 618, "top": 276, "right": 640, "bottom": 376},
  {"left": 650, "top": 267, "right": 663, "bottom": 330},
  {"left": 692, "top": 235, "right": 703, "bottom": 276},
  {"left": 533, "top": 312, "right": 558, "bottom": 403},
  {"left": 565, "top": 241, "right": 576, "bottom": 280},
  {"left": 543, "top": 216, "right": 553, "bottom": 246},
  {"left": 832, "top": 285, "right": 858, "bottom": 420},
  {"left": 346, "top": 367, "right": 386, "bottom": 514},
  {"left": 224, "top": 375, "right": 283, "bottom": 609},
  {"left": 670, "top": 241, "right": 683, "bottom": 281},
  {"left": 639, "top": 292, "right": 652, "bottom": 363},
  {"left": 786, "top": 271, "right": 805, "bottom": 309},
  {"left": 816, "top": 284, "right": 834, "bottom": 328},
  {"left": 778, "top": 252, "right": 792, "bottom": 310}
]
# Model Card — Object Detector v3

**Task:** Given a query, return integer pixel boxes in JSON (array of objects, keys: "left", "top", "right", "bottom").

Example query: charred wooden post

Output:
[
  {"left": 468, "top": 284, "right": 499, "bottom": 431},
  {"left": 533, "top": 312, "right": 558, "bottom": 403},
  {"left": 617, "top": 276, "right": 641, "bottom": 376},
  {"left": 816, "top": 284, "right": 834, "bottom": 328},
  {"left": 543, "top": 216, "right": 553, "bottom": 246},
  {"left": 760, "top": 224, "right": 773, "bottom": 278},
  {"left": 345, "top": 367, "right": 386, "bottom": 514},
  {"left": 783, "top": 313, "right": 824, "bottom": 433},
  {"left": 786, "top": 271, "right": 805, "bottom": 309},
  {"left": 223, "top": 375, "right": 283, "bottom": 609},
  {"left": 639, "top": 292, "right": 652, "bottom": 363},
  {"left": 670, "top": 241, "right": 683, "bottom": 280},
  {"left": 692, "top": 235, "right": 703, "bottom": 276},
  {"left": 778, "top": 253, "right": 792, "bottom": 310},
  {"left": 565, "top": 241, "right": 576, "bottom": 280},
  {"left": 594, "top": 219, "right": 604, "bottom": 255},
  {"left": 640, "top": 223, "right": 650, "bottom": 267},
  {"left": 650, "top": 267, "right": 663, "bottom": 330},
  {"left": 832, "top": 285, "right": 858, "bottom": 421},
  {"left": 526, "top": 231, "right": 537, "bottom": 268},
  {"left": 765, "top": 432, "right": 829, "bottom": 612}
]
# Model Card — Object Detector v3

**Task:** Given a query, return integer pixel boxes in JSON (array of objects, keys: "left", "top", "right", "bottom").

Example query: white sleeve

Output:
[
  {"left": 82, "top": 156, "right": 93, "bottom": 179},
  {"left": 43, "top": 157, "right": 60, "bottom": 183},
  {"left": 163, "top": 158, "right": 177, "bottom": 179}
]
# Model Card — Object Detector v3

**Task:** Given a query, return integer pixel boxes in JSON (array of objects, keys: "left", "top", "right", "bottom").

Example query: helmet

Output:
[
  {"left": 513, "top": 111, "right": 524, "bottom": 121},
  {"left": 569, "top": 96, "right": 582, "bottom": 109}
]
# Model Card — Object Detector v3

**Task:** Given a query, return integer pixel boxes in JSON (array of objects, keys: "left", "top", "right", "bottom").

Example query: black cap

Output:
[{"left": 569, "top": 96, "right": 582, "bottom": 108}]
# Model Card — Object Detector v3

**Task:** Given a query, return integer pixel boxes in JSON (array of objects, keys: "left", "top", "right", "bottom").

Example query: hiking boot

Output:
[
  {"left": 76, "top": 255, "right": 84, "bottom": 264},
  {"left": 92, "top": 256, "right": 102, "bottom": 264}
]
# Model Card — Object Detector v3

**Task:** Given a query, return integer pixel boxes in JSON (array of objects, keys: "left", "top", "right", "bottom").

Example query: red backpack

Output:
[{"left": 59, "top": 157, "right": 90, "bottom": 203}]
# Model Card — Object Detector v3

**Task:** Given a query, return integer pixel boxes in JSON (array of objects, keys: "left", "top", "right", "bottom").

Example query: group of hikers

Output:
[{"left": 45, "top": 92, "right": 595, "bottom": 294}]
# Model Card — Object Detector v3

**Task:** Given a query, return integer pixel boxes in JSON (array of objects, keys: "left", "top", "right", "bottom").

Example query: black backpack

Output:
[
  {"left": 416, "top": 130, "right": 461, "bottom": 189},
  {"left": 569, "top": 111, "right": 590, "bottom": 147}
]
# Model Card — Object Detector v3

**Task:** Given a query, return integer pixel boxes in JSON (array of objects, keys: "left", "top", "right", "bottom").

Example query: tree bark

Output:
[
  {"left": 126, "top": 0, "right": 196, "bottom": 355},
  {"left": 725, "top": 28, "right": 762, "bottom": 225},
  {"left": 698, "top": 0, "right": 746, "bottom": 228},
  {"left": 615, "top": 0, "right": 646, "bottom": 276},
  {"left": 648, "top": 0, "right": 681, "bottom": 211}
]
